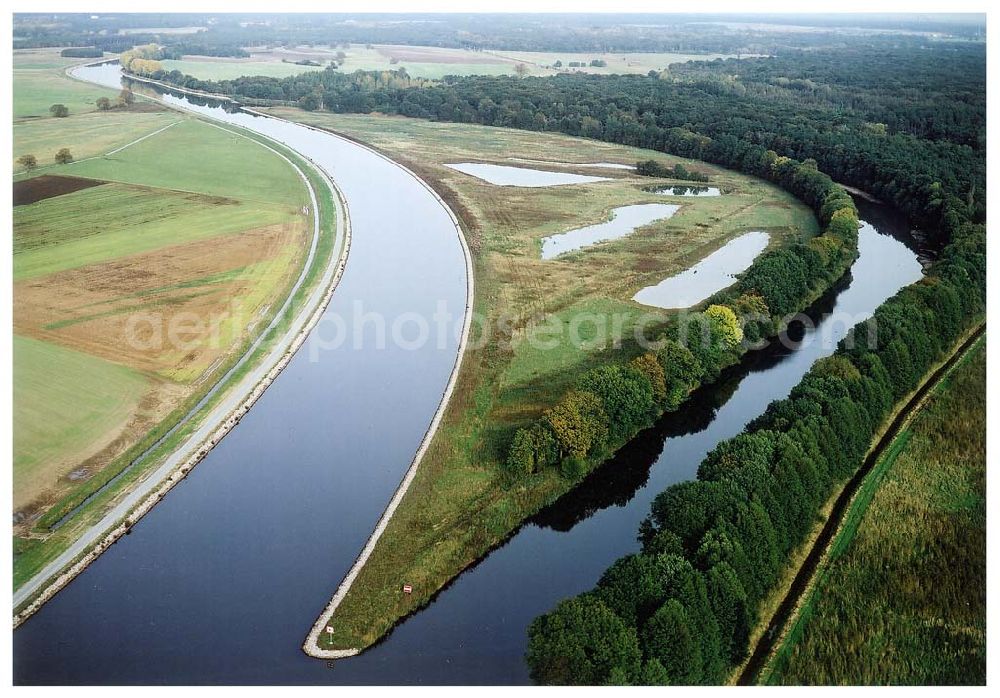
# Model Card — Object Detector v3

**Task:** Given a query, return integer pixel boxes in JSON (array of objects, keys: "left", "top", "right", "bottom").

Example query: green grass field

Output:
[
  {"left": 13, "top": 335, "right": 149, "bottom": 505},
  {"left": 13, "top": 127, "right": 341, "bottom": 593},
  {"left": 61, "top": 119, "right": 308, "bottom": 206},
  {"left": 13, "top": 110, "right": 179, "bottom": 172},
  {"left": 13, "top": 182, "right": 296, "bottom": 280},
  {"left": 13, "top": 50, "right": 119, "bottom": 119},
  {"left": 764, "top": 340, "right": 986, "bottom": 685},
  {"left": 167, "top": 45, "right": 750, "bottom": 82},
  {"left": 160, "top": 58, "right": 328, "bottom": 80},
  {"left": 491, "top": 50, "right": 753, "bottom": 75},
  {"left": 264, "top": 109, "right": 819, "bottom": 652}
]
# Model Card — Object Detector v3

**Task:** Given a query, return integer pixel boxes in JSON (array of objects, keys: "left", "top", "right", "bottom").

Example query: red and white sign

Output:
[{"left": 402, "top": 584, "right": 413, "bottom": 594}]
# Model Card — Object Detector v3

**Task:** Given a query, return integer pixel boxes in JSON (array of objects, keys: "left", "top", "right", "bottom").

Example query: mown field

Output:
[
  {"left": 264, "top": 109, "right": 818, "bottom": 651},
  {"left": 12, "top": 52, "right": 314, "bottom": 570},
  {"left": 12, "top": 49, "right": 118, "bottom": 119},
  {"left": 763, "top": 340, "right": 986, "bottom": 685}
]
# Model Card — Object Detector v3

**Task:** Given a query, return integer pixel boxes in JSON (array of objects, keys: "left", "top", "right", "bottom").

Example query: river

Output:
[{"left": 14, "top": 64, "right": 927, "bottom": 685}]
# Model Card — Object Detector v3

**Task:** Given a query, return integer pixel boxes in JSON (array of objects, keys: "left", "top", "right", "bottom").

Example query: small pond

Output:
[
  {"left": 541, "top": 203, "right": 680, "bottom": 259},
  {"left": 445, "top": 162, "right": 609, "bottom": 187},
  {"left": 633, "top": 230, "right": 770, "bottom": 309}
]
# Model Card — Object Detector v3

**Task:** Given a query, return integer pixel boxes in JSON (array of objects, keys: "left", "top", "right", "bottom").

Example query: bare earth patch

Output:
[
  {"left": 13, "top": 174, "right": 107, "bottom": 206},
  {"left": 14, "top": 221, "right": 305, "bottom": 377}
]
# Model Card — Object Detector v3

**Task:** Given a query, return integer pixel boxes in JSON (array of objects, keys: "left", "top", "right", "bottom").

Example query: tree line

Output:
[{"left": 137, "top": 43, "right": 984, "bottom": 236}]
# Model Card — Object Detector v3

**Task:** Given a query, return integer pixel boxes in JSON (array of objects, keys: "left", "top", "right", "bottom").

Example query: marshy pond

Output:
[
  {"left": 540, "top": 203, "right": 680, "bottom": 258},
  {"left": 633, "top": 230, "right": 771, "bottom": 309}
]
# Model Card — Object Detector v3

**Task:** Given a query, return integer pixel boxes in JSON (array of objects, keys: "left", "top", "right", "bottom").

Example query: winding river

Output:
[{"left": 15, "top": 64, "right": 927, "bottom": 685}]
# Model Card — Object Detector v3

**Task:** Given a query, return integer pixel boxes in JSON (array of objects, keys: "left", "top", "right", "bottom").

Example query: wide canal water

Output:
[{"left": 15, "top": 63, "right": 927, "bottom": 685}]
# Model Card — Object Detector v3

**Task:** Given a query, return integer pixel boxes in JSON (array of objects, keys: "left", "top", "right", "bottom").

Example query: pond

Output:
[
  {"left": 445, "top": 162, "right": 609, "bottom": 187},
  {"left": 540, "top": 203, "right": 680, "bottom": 259},
  {"left": 633, "top": 230, "right": 771, "bottom": 309}
]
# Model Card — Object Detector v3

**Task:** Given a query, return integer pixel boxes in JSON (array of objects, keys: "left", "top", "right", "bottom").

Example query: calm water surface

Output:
[
  {"left": 541, "top": 203, "right": 679, "bottom": 259},
  {"left": 15, "top": 65, "right": 927, "bottom": 685},
  {"left": 633, "top": 230, "right": 771, "bottom": 309}
]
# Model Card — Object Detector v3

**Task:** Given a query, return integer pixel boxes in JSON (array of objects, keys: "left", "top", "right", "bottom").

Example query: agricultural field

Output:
[
  {"left": 265, "top": 108, "right": 818, "bottom": 651},
  {"left": 12, "top": 49, "right": 117, "bottom": 119},
  {"left": 12, "top": 58, "right": 313, "bottom": 548},
  {"left": 764, "top": 340, "right": 986, "bottom": 685},
  {"left": 165, "top": 44, "right": 747, "bottom": 81}
]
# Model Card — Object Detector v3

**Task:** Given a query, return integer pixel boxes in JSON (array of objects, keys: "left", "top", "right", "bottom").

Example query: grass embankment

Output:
[
  {"left": 263, "top": 110, "right": 818, "bottom": 652},
  {"left": 13, "top": 55, "right": 339, "bottom": 590},
  {"left": 760, "top": 339, "right": 986, "bottom": 685}
]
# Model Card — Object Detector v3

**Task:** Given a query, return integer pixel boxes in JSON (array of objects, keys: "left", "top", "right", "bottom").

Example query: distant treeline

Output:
[
  {"left": 59, "top": 47, "right": 103, "bottom": 58},
  {"left": 138, "top": 43, "right": 984, "bottom": 233},
  {"left": 14, "top": 12, "right": 986, "bottom": 55}
]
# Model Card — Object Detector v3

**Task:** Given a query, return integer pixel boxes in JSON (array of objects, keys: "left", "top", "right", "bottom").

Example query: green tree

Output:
[
  {"left": 544, "top": 389, "right": 608, "bottom": 461},
  {"left": 49, "top": 104, "right": 69, "bottom": 118},
  {"left": 298, "top": 92, "right": 321, "bottom": 111},
  {"left": 95, "top": 96, "right": 112, "bottom": 111},
  {"left": 705, "top": 304, "right": 743, "bottom": 349},
  {"left": 505, "top": 428, "right": 536, "bottom": 477},
  {"left": 527, "top": 595, "right": 641, "bottom": 685},
  {"left": 16, "top": 153, "right": 37, "bottom": 171},
  {"left": 641, "top": 599, "right": 702, "bottom": 684},
  {"left": 54, "top": 148, "right": 73, "bottom": 164},
  {"left": 657, "top": 339, "right": 701, "bottom": 410},
  {"left": 576, "top": 364, "right": 654, "bottom": 442},
  {"left": 629, "top": 353, "right": 666, "bottom": 403},
  {"left": 705, "top": 562, "right": 751, "bottom": 663}
]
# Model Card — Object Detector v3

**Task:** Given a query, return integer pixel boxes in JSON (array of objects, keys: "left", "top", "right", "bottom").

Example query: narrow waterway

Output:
[{"left": 15, "top": 64, "right": 927, "bottom": 685}]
